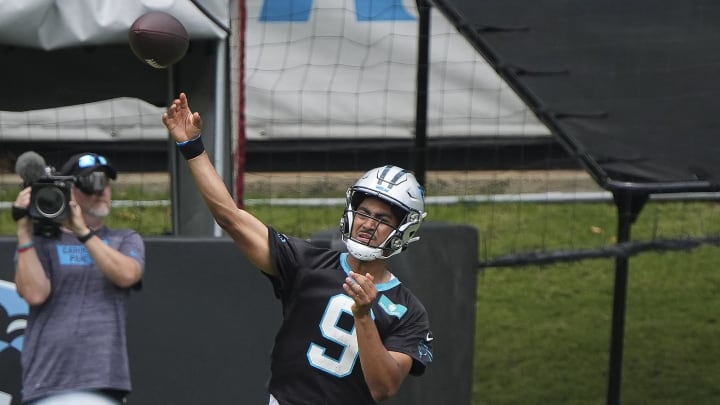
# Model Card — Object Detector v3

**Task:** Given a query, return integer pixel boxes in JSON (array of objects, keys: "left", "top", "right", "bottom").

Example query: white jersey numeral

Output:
[{"left": 307, "top": 294, "right": 359, "bottom": 377}]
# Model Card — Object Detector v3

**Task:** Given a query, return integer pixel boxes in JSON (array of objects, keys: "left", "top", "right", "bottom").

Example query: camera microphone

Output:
[{"left": 15, "top": 151, "right": 48, "bottom": 188}]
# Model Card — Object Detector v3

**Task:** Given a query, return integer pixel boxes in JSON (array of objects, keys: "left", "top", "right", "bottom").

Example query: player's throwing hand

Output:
[{"left": 162, "top": 92, "right": 203, "bottom": 143}]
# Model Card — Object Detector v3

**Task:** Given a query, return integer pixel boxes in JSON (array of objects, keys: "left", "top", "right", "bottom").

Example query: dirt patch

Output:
[
  {"left": 0, "top": 170, "right": 603, "bottom": 197},
  {"left": 239, "top": 170, "right": 602, "bottom": 196}
]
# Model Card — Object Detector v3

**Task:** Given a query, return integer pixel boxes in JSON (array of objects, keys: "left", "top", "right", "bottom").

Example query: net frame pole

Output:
[
  {"left": 414, "top": 0, "right": 431, "bottom": 186},
  {"left": 168, "top": 65, "right": 180, "bottom": 236},
  {"left": 235, "top": 0, "right": 247, "bottom": 208},
  {"left": 606, "top": 191, "right": 648, "bottom": 405}
]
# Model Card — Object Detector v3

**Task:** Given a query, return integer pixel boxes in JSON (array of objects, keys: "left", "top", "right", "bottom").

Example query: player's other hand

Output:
[
  {"left": 344, "top": 271, "right": 378, "bottom": 316},
  {"left": 162, "top": 92, "right": 203, "bottom": 143}
]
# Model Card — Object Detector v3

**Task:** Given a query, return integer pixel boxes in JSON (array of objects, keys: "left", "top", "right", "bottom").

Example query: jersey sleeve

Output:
[
  {"left": 266, "top": 226, "right": 332, "bottom": 300},
  {"left": 383, "top": 296, "right": 434, "bottom": 376}
]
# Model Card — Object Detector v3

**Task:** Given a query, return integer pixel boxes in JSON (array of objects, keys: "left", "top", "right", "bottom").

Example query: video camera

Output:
[
  {"left": 28, "top": 166, "right": 75, "bottom": 223},
  {"left": 15, "top": 151, "right": 113, "bottom": 235}
]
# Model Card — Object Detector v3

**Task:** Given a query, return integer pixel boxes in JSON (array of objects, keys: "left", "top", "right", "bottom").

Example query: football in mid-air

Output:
[{"left": 128, "top": 11, "right": 189, "bottom": 69}]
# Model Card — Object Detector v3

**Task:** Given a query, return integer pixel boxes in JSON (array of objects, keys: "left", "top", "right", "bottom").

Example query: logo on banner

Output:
[
  {"left": 260, "top": 0, "right": 415, "bottom": 21},
  {"left": 0, "top": 280, "right": 28, "bottom": 405}
]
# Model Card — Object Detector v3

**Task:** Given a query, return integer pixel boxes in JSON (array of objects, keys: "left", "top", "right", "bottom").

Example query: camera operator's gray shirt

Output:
[{"left": 15, "top": 226, "right": 144, "bottom": 402}]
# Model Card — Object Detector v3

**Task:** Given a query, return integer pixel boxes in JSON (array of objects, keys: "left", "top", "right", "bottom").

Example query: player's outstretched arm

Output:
[{"left": 162, "top": 93, "right": 274, "bottom": 275}]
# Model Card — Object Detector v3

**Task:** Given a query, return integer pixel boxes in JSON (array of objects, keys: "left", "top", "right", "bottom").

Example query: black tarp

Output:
[{"left": 431, "top": 0, "right": 720, "bottom": 192}]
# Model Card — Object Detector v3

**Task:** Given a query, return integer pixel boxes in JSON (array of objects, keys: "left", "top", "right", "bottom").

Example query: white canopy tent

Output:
[
  {"left": 0, "top": 0, "right": 227, "bottom": 49},
  {"left": 0, "top": 0, "right": 229, "bottom": 139},
  {"left": 0, "top": 0, "right": 232, "bottom": 236}
]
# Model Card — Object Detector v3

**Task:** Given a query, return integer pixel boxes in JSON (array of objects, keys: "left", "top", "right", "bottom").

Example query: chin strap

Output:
[
  {"left": 344, "top": 237, "right": 410, "bottom": 261},
  {"left": 345, "top": 239, "right": 385, "bottom": 261}
]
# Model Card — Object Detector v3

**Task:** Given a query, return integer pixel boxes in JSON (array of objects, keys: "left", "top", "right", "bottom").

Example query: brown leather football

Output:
[{"left": 128, "top": 11, "right": 189, "bottom": 69}]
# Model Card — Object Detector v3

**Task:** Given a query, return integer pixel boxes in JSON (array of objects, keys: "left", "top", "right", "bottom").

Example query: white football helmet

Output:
[{"left": 340, "top": 165, "right": 427, "bottom": 261}]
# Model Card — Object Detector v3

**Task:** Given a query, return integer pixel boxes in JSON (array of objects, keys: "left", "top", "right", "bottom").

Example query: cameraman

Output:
[{"left": 12, "top": 153, "right": 145, "bottom": 405}]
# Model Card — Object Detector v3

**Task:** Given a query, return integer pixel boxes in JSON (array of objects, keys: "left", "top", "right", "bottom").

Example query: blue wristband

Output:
[
  {"left": 17, "top": 241, "right": 34, "bottom": 253},
  {"left": 176, "top": 134, "right": 205, "bottom": 160}
]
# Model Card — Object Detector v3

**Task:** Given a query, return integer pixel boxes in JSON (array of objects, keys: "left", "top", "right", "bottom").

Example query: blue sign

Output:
[
  {"left": 0, "top": 280, "right": 28, "bottom": 405},
  {"left": 0, "top": 281, "right": 27, "bottom": 353},
  {"left": 260, "top": 0, "right": 415, "bottom": 22}
]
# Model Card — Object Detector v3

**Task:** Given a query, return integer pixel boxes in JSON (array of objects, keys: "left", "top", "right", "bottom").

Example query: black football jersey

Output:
[{"left": 265, "top": 227, "right": 433, "bottom": 405}]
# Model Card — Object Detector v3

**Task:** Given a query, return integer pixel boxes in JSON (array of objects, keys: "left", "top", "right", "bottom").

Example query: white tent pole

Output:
[{"left": 213, "top": 37, "right": 228, "bottom": 237}]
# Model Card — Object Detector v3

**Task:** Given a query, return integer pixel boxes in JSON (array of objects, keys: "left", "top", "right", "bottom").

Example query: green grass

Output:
[{"left": 2, "top": 187, "right": 719, "bottom": 404}]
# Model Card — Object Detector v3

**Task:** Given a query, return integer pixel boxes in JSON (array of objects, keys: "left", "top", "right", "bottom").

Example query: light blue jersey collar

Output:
[{"left": 340, "top": 253, "right": 400, "bottom": 291}]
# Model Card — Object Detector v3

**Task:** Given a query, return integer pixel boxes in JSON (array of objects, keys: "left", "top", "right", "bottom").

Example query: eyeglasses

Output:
[
  {"left": 354, "top": 209, "right": 398, "bottom": 228},
  {"left": 77, "top": 154, "right": 108, "bottom": 169}
]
